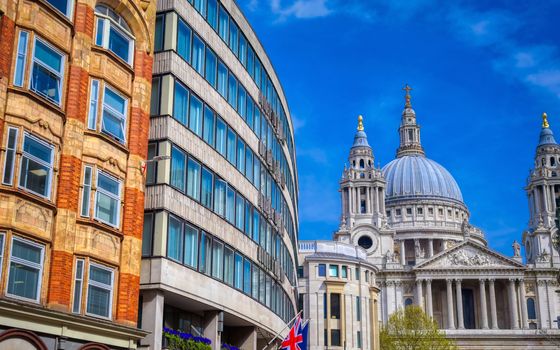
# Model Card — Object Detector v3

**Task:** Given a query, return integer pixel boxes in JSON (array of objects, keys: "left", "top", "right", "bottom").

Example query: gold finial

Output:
[
  {"left": 403, "top": 84, "right": 412, "bottom": 107},
  {"left": 542, "top": 112, "right": 550, "bottom": 128},
  {"left": 357, "top": 115, "right": 364, "bottom": 131}
]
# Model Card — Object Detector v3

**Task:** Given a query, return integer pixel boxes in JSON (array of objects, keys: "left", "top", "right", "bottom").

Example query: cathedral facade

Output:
[{"left": 298, "top": 87, "right": 560, "bottom": 349}]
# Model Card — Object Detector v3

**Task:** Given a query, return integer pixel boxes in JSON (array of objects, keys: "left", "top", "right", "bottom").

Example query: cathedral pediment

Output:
[{"left": 414, "top": 240, "right": 525, "bottom": 270}]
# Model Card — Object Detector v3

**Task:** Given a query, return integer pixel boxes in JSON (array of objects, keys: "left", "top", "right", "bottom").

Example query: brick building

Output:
[{"left": 0, "top": 0, "right": 156, "bottom": 347}]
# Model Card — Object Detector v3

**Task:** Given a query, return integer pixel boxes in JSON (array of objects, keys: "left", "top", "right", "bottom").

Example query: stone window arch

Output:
[
  {"left": 94, "top": 4, "right": 135, "bottom": 65},
  {"left": 0, "top": 329, "right": 48, "bottom": 350},
  {"left": 527, "top": 297, "right": 536, "bottom": 320}
]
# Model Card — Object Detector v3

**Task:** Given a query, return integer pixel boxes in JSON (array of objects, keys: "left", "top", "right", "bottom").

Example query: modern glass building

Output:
[
  {"left": 0, "top": 0, "right": 156, "bottom": 348},
  {"left": 139, "top": 0, "right": 299, "bottom": 349}
]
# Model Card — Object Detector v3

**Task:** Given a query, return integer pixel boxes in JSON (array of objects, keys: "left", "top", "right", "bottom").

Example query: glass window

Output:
[
  {"left": 142, "top": 213, "right": 153, "bottom": 256},
  {"left": 170, "top": 146, "right": 186, "bottom": 192},
  {"left": 341, "top": 266, "right": 347, "bottom": 278},
  {"left": 234, "top": 252, "right": 243, "bottom": 290},
  {"left": 229, "top": 21, "right": 238, "bottom": 56},
  {"left": 356, "top": 296, "right": 361, "bottom": 321},
  {"left": 227, "top": 73, "right": 237, "bottom": 108},
  {"left": 101, "top": 86, "right": 128, "bottom": 143},
  {"left": 226, "top": 128, "right": 236, "bottom": 165},
  {"left": 252, "top": 212, "right": 260, "bottom": 242},
  {"left": 2, "top": 128, "right": 19, "bottom": 185},
  {"left": 247, "top": 98, "right": 254, "bottom": 130},
  {"left": 239, "top": 34, "right": 247, "bottom": 66},
  {"left": 30, "top": 38, "right": 64, "bottom": 105},
  {"left": 202, "top": 106, "right": 215, "bottom": 146},
  {"left": 19, "top": 133, "right": 54, "bottom": 198},
  {"left": 7, "top": 237, "right": 44, "bottom": 302},
  {"left": 86, "top": 263, "right": 114, "bottom": 318},
  {"left": 95, "top": 5, "right": 134, "bottom": 64},
  {"left": 235, "top": 195, "right": 244, "bottom": 231},
  {"left": 198, "top": 232, "right": 211, "bottom": 274},
  {"left": 236, "top": 139, "right": 245, "bottom": 174},
  {"left": 318, "top": 264, "right": 326, "bottom": 277},
  {"left": 193, "top": 0, "right": 205, "bottom": 15},
  {"left": 355, "top": 267, "right": 360, "bottom": 280},
  {"left": 150, "top": 76, "right": 161, "bottom": 116},
  {"left": 94, "top": 171, "right": 121, "bottom": 227},
  {"left": 224, "top": 246, "right": 234, "bottom": 286},
  {"left": 167, "top": 215, "right": 183, "bottom": 262},
  {"left": 81, "top": 166, "right": 93, "bottom": 217},
  {"left": 88, "top": 80, "right": 100, "bottom": 130},
  {"left": 207, "top": 0, "right": 218, "bottom": 29},
  {"left": 0, "top": 234, "right": 4, "bottom": 278},
  {"left": 72, "top": 259, "right": 84, "bottom": 313},
  {"left": 174, "top": 80, "right": 189, "bottom": 126},
  {"left": 243, "top": 259, "right": 251, "bottom": 294},
  {"left": 357, "top": 331, "right": 362, "bottom": 348},
  {"left": 217, "top": 60, "right": 228, "bottom": 98},
  {"left": 253, "top": 158, "right": 260, "bottom": 188},
  {"left": 214, "top": 178, "right": 226, "bottom": 216},
  {"left": 146, "top": 143, "right": 157, "bottom": 185},
  {"left": 527, "top": 298, "right": 537, "bottom": 319},
  {"left": 184, "top": 224, "right": 198, "bottom": 268},
  {"left": 211, "top": 240, "right": 223, "bottom": 280},
  {"left": 192, "top": 34, "right": 205, "bottom": 75},
  {"left": 247, "top": 46, "right": 255, "bottom": 77},
  {"left": 259, "top": 268, "right": 265, "bottom": 303},
  {"left": 218, "top": 5, "right": 229, "bottom": 41},
  {"left": 215, "top": 117, "right": 226, "bottom": 156},
  {"left": 177, "top": 19, "right": 192, "bottom": 63},
  {"left": 14, "top": 31, "right": 28, "bottom": 87},
  {"left": 189, "top": 94, "right": 202, "bottom": 136},
  {"left": 154, "top": 15, "right": 164, "bottom": 52},
  {"left": 244, "top": 202, "right": 252, "bottom": 236},
  {"left": 187, "top": 157, "right": 201, "bottom": 201},
  {"left": 330, "top": 293, "right": 340, "bottom": 319},
  {"left": 205, "top": 47, "right": 217, "bottom": 88},
  {"left": 252, "top": 265, "right": 259, "bottom": 299},
  {"left": 225, "top": 186, "right": 235, "bottom": 223},
  {"left": 201, "top": 167, "right": 213, "bottom": 209},
  {"left": 237, "top": 86, "right": 246, "bottom": 119}
]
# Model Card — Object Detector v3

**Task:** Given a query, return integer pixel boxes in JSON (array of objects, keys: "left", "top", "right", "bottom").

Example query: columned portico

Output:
[
  {"left": 519, "top": 279, "right": 528, "bottom": 329},
  {"left": 455, "top": 279, "right": 465, "bottom": 329},
  {"left": 446, "top": 279, "right": 455, "bottom": 329},
  {"left": 425, "top": 279, "right": 433, "bottom": 317},
  {"left": 508, "top": 279, "right": 520, "bottom": 329},
  {"left": 479, "top": 279, "right": 488, "bottom": 329},
  {"left": 489, "top": 279, "right": 498, "bottom": 329}
]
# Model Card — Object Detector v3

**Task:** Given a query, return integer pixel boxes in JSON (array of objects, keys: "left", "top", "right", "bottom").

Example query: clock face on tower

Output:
[{"left": 355, "top": 231, "right": 378, "bottom": 254}]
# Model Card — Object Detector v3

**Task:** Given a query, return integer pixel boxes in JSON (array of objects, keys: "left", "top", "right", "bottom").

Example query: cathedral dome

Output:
[{"left": 382, "top": 155, "right": 464, "bottom": 204}]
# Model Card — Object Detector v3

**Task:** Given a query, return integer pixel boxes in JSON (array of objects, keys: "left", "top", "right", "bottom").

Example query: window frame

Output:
[
  {"left": 18, "top": 132, "right": 55, "bottom": 199},
  {"left": 101, "top": 84, "right": 128, "bottom": 144},
  {"left": 2, "top": 127, "right": 19, "bottom": 186},
  {"left": 93, "top": 169, "right": 122, "bottom": 228},
  {"left": 6, "top": 236, "right": 45, "bottom": 303},
  {"left": 85, "top": 261, "right": 115, "bottom": 319},
  {"left": 94, "top": 7, "right": 135, "bottom": 65},
  {"left": 29, "top": 36, "right": 65, "bottom": 106}
]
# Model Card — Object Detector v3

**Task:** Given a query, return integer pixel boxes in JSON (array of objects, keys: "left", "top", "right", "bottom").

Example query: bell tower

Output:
[
  {"left": 396, "top": 84, "right": 425, "bottom": 157},
  {"left": 524, "top": 113, "right": 560, "bottom": 266}
]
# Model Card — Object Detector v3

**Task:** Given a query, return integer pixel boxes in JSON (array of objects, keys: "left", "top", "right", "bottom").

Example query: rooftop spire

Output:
[
  {"left": 403, "top": 84, "right": 412, "bottom": 108},
  {"left": 542, "top": 112, "right": 550, "bottom": 128},
  {"left": 357, "top": 115, "right": 364, "bottom": 131}
]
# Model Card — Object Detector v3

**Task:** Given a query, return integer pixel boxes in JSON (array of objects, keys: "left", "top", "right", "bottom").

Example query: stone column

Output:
[
  {"left": 203, "top": 311, "right": 222, "bottom": 348},
  {"left": 400, "top": 240, "right": 406, "bottom": 265},
  {"left": 428, "top": 239, "right": 434, "bottom": 257},
  {"left": 426, "top": 279, "right": 433, "bottom": 318},
  {"left": 479, "top": 279, "right": 488, "bottom": 329},
  {"left": 455, "top": 279, "right": 465, "bottom": 329},
  {"left": 537, "top": 280, "right": 550, "bottom": 328},
  {"left": 140, "top": 290, "right": 165, "bottom": 349},
  {"left": 519, "top": 279, "right": 528, "bottom": 329},
  {"left": 366, "top": 187, "right": 371, "bottom": 214},
  {"left": 416, "top": 279, "right": 424, "bottom": 310},
  {"left": 446, "top": 279, "right": 455, "bottom": 329},
  {"left": 489, "top": 279, "right": 498, "bottom": 329},
  {"left": 508, "top": 279, "right": 520, "bottom": 329}
]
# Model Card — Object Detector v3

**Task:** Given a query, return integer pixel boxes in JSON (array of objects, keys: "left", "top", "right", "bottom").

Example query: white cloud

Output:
[{"left": 270, "top": 0, "right": 331, "bottom": 21}]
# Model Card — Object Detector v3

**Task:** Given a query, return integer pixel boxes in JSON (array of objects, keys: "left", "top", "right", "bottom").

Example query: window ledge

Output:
[
  {"left": 83, "top": 130, "right": 130, "bottom": 156},
  {"left": 76, "top": 217, "right": 123, "bottom": 239},
  {"left": 0, "top": 186, "right": 57, "bottom": 213},
  {"left": 91, "top": 46, "right": 134, "bottom": 76},
  {"left": 8, "top": 87, "right": 66, "bottom": 120},
  {"left": 33, "top": 0, "right": 74, "bottom": 34}
]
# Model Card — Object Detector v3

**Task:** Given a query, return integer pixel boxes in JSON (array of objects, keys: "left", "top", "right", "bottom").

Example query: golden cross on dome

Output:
[
  {"left": 542, "top": 112, "right": 550, "bottom": 128},
  {"left": 403, "top": 84, "right": 412, "bottom": 107},
  {"left": 357, "top": 115, "right": 364, "bottom": 131}
]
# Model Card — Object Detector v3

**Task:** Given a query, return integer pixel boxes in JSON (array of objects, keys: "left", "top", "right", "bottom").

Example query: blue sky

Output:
[{"left": 238, "top": 0, "right": 560, "bottom": 256}]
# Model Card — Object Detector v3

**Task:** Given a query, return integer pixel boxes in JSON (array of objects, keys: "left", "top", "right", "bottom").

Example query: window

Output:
[
  {"left": 88, "top": 80, "right": 100, "bottom": 129},
  {"left": 214, "top": 178, "right": 226, "bottom": 216},
  {"left": 167, "top": 215, "right": 183, "bottom": 262},
  {"left": 356, "top": 296, "right": 361, "bottom": 321},
  {"left": 94, "top": 170, "right": 121, "bottom": 227},
  {"left": 205, "top": 47, "right": 217, "bottom": 87},
  {"left": 101, "top": 85, "right": 128, "bottom": 143},
  {"left": 174, "top": 80, "right": 189, "bottom": 126},
  {"left": 184, "top": 224, "right": 198, "bottom": 268},
  {"left": 154, "top": 15, "right": 164, "bottom": 52},
  {"left": 243, "top": 258, "right": 251, "bottom": 294},
  {"left": 341, "top": 266, "right": 347, "bottom": 278},
  {"left": 19, "top": 133, "right": 54, "bottom": 198},
  {"left": 235, "top": 195, "right": 245, "bottom": 231},
  {"left": 0, "top": 233, "right": 4, "bottom": 278},
  {"left": 234, "top": 252, "right": 243, "bottom": 290},
  {"left": 72, "top": 259, "right": 84, "bottom": 313},
  {"left": 225, "top": 185, "right": 235, "bottom": 224},
  {"left": 218, "top": 5, "right": 229, "bottom": 41},
  {"left": 227, "top": 72, "right": 237, "bottom": 108},
  {"left": 192, "top": 34, "right": 205, "bottom": 75},
  {"left": 229, "top": 21, "right": 238, "bottom": 56},
  {"left": 438, "top": 208, "right": 444, "bottom": 216},
  {"left": 239, "top": 34, "right": 247, "bottom": 66},
  {"left": 2, "top": 128, "right": 19, "bottom": 185},
  {"left": 406, "top": 208, "right": 412, "bottom": 215},
  {"left": 318, "top": 264, "right": 326, "bottom": 277},
  {"left": 81, "top": 166, "right": 93, "bottom": 216},
  {"left": 170, "top": 146, "right": 186, "bottom": 192},
  {"left": 95, "top": 5, "right": 134, "bottom": 65},
  {"left": 405, "top": 298, "right": 413, "bottom": 307},
  {"left": 331, "top": 330, "right": 341, "bottom": 346},
  {"left": 146, "top": 143, "right": 157, "bottom": 185},
  {"left": 207, "top": 0, "right": 218, "bottom": 29},
  {"left": 417, "top": 207, "right": 423, "bottom": 215},
  {"left": 297, "top": 266, "right": 304, "bottom": 278},
  {"left": 226, "top": 127, "right": 236, "bottom": 165},
  {"left": 189, "top": 94, "right": 202, "bottom": 136},
  {"left": 30, "top": 37, "right": 64, "bottom": 105},
  {"left": 357, "top": 331, "right": 362, "bottom": 348},
  {"left": 330, "top": 293, "right": 340, "bottom": 319},
  {"left": 7, "top": 237, "right": 44, "bottom": 302},
  {"left": 47, "top": 0, "right": 73, "bottom": 17},
  {"left": 86, "top": 263, "right": 114, "bottom": 318},
  {"left": 329, "top": 264, "right": 339, "bottom": 277},
  {"left": 14, "top": 31, "right": 28, "bottom": 87},
  {"left": 355, "top": 267, "right": 360, "bottom": 280},
  {"left": 252, "top": 265, "right": 259, "bottom": 298},
  {"left": 187, "top": 157, "right": 201, "bottom": 201},
  {"left": 201, "top": 167, "right": 213, "bottom": 209},
  {"left": 198, "top": 232, "right": 211, "bottom": 274},
  {"left": 396, "top": 208, "right": 402, "bottom": 216},
  {"left": 215, "top": 117, "right": 226, "bottom": 156},
  {"left": 224, "top": 246, "right": 234, "bottom": 286},
  {"left": 211, "top": 240, "right": 223, "bottom": 280},
  {"left": 236, "top": 139, "right": 245, "bottom": 174},
  {"left": 428, "top": 207, "right": 434, "bottom": 215},
  {"left": 237, "top": 86, "right": 246, "bottom": 119},
  {"left": 142, "top": 213, "right": 153, "bottom": 256},
  {"left": 150, "top": 77, "right": 161, "bottom": 116},
  {"left": 217, "top": 60, "right": 228, "bottom": 97},
  {"left": 527, "top": 298, "right": 536, "bottom": 319}
]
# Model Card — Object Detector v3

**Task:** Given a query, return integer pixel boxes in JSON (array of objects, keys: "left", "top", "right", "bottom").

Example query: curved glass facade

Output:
[{"left": 140, "top": 1, "right": 299, "bottom": 349}]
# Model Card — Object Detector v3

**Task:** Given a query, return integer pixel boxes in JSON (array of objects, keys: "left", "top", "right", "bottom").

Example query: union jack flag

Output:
[{"left": 280, "top": 316, "right": 308, "bottom": 350}]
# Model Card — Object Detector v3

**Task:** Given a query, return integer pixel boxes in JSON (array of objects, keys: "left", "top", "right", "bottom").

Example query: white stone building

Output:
[{"left": 299, "top": 87, "right": 560, "bottom": 349}]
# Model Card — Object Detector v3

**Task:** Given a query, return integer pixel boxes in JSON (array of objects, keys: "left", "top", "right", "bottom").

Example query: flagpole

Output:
[{"left": 261, "top": 310, "right": 303, "bottom": 350}]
